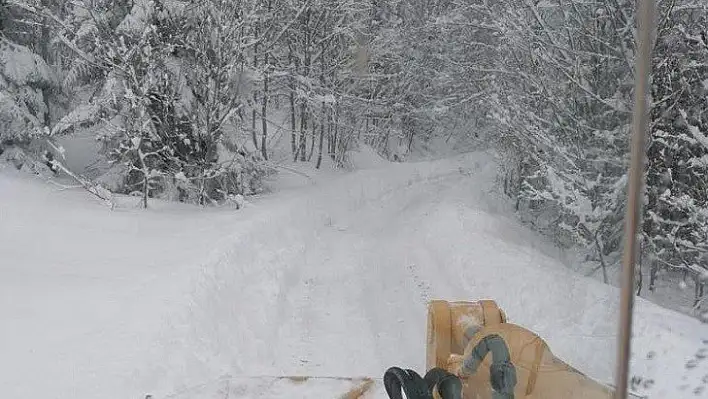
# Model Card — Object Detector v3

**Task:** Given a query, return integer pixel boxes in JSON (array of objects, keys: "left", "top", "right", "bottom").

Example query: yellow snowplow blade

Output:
[{"left": 426, "top": 300, "right": 616, "bottom": 399}]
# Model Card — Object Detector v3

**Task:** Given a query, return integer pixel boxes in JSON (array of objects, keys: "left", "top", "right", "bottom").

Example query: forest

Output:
[{"left": 1, "top": 0, "right": 707, "bottom": 318}]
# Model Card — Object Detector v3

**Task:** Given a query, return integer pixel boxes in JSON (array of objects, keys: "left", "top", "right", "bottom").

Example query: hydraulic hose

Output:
[
  {"left": 383, "top": 366, "right": 462, "bottom": 399},
  {"left": 461, "top": 334, "right": 517, "bottom": 399}
]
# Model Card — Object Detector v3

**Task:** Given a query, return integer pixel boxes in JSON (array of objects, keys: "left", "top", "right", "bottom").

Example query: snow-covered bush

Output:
[{"left": 51, "top": 0, "right": 271, "bottom": 207}]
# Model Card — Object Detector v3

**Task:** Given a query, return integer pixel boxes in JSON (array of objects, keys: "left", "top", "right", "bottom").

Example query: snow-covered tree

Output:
[
  {"left": 0, "top": 39, "right": 53, "bottom": 148},
  {"left": 48, "top": 0, "right": 271, "bottom": 207},
  {"left": 485, "top": 0, "right": 708, "bottom": 310},
  {"left": 488, "top": 0, "right": 635, "bottom": 253},
  {"left": 0, "top": 1, "right": 60, "bottom": 142},
  {"left": 0, "top": 2, "right": 57, "bottom": 173},
  {"left": 645, "top": 3, "right": 708, "bottom": 303}
]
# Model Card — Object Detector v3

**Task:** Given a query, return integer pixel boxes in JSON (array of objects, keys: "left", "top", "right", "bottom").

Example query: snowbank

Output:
[{"left": 0, "top": 170, "right": 248, "bottom": 399}]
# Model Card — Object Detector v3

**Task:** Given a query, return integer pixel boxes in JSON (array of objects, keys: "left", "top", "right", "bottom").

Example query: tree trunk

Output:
[
  {"left": 295, "top": 106, "right": 307, "bottom": 162},
  {"left": 299, "top": 7, "right": 311, "bottom": 162},
  {"left": 331, "top": 104, "right": 339, "bottom": 161},
  {"left": 326, "top": 115, "right": 332, "bottom": 160},
  {"left": 289, "top": 43, "right": 297, "bottom": 155},
  {"left": 40, "top": 13, "right": 52, "bottom": 126},
  {"left": 143, "top": 177, "right": 149, "bottom": 209},
  {"left": 260, "top": 58, "right": 269, "bottom": 160},
  {"left": 649, "top": 262, "right": 658, "bottom": 292},
  {"left": 251, "top": 22, "right": 259, "bottom": 151},
  {"left": 316, "top": 105, "right": 326, "bottom": 169},
  {"left": 300, "top": 104, "right": 307, "bottom": 161},
  {"left": 381, "top": 122, "right": 390, "bottom": 157},
  {"left": 308, "top": 115, "right": 316, "bottom": 161},
  {"left": 260, "top": 0, "right": 273, "bottom": 161},
  {"left": 137, "top": 148, "right": 149, "bottom": 209},
  {"left": 695, "top": 276, "right": 704, "bottom": 307}
]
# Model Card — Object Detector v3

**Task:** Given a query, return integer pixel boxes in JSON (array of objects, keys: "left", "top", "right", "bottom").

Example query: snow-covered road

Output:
[
  {"left": 2, "top": 152, "right": 707, "bottom": 399},
  {"left": 140, "top": 152, "right": 708, "bottom": 398}
]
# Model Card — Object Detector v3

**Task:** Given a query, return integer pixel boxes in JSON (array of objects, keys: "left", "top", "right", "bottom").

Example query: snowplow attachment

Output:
[{"left": 426, "top": 300, "right": 618, "bottom": 399}]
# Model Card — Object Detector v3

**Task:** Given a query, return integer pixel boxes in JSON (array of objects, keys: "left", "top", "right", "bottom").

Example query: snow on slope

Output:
[
  {"left": 0, "top": 169, "right": 256, "bottom": 399},
  {"left": 2, "top": 151, "right": 707, "bottom": 399}
]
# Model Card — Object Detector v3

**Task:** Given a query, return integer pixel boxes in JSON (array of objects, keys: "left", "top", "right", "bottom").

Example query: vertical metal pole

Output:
[{"left": 614, "top": 1, "right": 655, "bottom": 398}]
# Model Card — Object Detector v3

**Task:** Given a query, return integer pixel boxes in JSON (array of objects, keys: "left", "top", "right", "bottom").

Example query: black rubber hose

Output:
[
  {"left": 383, "top": 366, "right": 464, "bottom": 399},
  {"left": 383, "top": 367, "right": 432, "bottom": 399},
  {"left": 424, "top": 368, "right": 463, "bottom": 399},
  {"left": 462, "top": 334, "right": 517, "bottom": 398}
]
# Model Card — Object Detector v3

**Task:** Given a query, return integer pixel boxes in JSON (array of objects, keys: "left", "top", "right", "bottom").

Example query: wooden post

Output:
[{"left": 614, "top": 1, "right": 654, "bottom": 398}]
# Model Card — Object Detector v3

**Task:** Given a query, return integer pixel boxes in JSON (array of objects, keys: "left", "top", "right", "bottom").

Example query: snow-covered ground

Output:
[{"left": 1, "top": 151, "right": 707, "bottom": 399}]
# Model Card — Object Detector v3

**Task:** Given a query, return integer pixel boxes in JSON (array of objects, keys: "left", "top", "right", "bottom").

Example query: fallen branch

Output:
[
  {"left": 340, "top": 378, "right": 374, "bottom": 399},
  {"left": 160, "top": 374, "right": 378, "bottom": 399},
  {"left": 48, "top": 160, "right": 115, "bottom": 208}
]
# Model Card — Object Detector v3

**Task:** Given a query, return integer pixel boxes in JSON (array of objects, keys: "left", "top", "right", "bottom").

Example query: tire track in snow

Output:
[
  {"left": 259, "top": 165, "right": 474, "bottom": 375},
  {"left": 407, "top": 263, "right": 432, "bottom": 304},
  {"left": 341, "top": 173, "right": 476, "bottom": 372}
]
